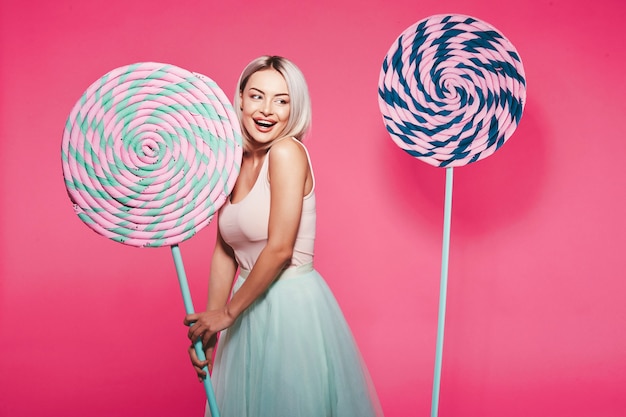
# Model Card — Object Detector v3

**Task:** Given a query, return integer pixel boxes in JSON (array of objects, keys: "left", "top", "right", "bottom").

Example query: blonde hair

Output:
[{"left": 234, "top": 56, "right": 312, "bottom": 150}]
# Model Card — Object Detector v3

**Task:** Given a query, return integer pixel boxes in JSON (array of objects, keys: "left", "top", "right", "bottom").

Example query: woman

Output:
[{"left": 184, "top": 55, "right": 383, "bottom": 417}]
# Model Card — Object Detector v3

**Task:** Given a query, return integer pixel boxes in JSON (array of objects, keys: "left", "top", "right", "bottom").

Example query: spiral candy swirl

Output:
[
  {"left": 61, "top": 62, "right": 243, "bottom": 247},
  {"left": 378, "top": 14, "right": 526, "bottom": 167}
]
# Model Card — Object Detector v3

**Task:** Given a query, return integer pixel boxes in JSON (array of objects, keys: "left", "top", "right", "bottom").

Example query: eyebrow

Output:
[{"left": 249, "top": 87, "right": 289, "bottom": 97}]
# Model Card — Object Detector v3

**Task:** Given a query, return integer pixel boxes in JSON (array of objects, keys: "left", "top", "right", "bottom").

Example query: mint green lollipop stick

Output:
[
  {"left": 431, "top": 167, "right": 453, "bottom": 417},
  {"left": 171, "top": 244, "right": 220, "bottom": 417}
]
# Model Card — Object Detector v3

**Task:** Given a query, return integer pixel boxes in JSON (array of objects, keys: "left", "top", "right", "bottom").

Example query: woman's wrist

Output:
[{"left": 224, "top": 303, "right": 239, "bottom": 321}]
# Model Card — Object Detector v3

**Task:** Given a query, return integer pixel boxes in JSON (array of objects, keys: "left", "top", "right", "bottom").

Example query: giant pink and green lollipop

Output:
[
  {"left": 62, "top": 62, "right": 243, "bottom": 417},
  {"left": 378, "top": 14, "right": 526, "bottom": 417}
]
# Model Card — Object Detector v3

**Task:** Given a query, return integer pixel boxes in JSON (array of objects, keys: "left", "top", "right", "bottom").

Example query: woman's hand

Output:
[
  {"left": 185, "top": 308, "right": 233, "bottom": 381},
  {"left": 185, "top": 307, "right": 235, "bottom": 346},
  {"left": 187, "top": 333, "right": 217, "bottom": 381}
]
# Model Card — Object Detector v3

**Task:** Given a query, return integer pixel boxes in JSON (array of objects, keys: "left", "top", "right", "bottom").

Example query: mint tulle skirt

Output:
[{"left": 205, "top": 263, "right": 383, "bottom": 417}]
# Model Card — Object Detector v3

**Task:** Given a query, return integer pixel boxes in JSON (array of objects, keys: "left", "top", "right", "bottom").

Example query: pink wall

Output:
[{"left": 1, "top": 0, "right": 625, "bottom": 416}]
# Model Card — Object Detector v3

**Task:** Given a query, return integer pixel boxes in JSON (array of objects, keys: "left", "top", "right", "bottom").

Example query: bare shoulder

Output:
[
  {"left": 268, "top": 137, "right": 313, "bottom": 194},
  {"left": 268, "top": 137, "right": 308, "bottom": 167}
]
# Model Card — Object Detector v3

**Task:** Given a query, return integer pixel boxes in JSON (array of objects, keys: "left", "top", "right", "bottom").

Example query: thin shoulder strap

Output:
[{"left": 289, "top": 137, "right": 316, "bottom": 195}]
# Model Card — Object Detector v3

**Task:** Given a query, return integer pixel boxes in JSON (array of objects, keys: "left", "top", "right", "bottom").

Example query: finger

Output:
[
  {"left": 193, "top": 358, "right": 209, "bottom": 368},
  {"left": 183, "top": 313, "right": 198, "bottom": 326},
  {"left": 194, "top": 365, "right": 207, "bottom": 381},
  {"left": 188, "top": 346, "right": 209, "bottom": 367},
  {"left": 195, "top": 363, "right": 208, "bottom": 374},
  {"left": 188, "top": 325, "right": 204, "bottom": 342},
  {"left": 202, "top": 331, "right": 216, "bottom": 348},
  {"left": 188, "top": 322, "right": 201, "bottom": 340}
]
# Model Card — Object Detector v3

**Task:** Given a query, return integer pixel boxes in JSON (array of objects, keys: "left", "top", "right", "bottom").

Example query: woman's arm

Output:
[
  {"left": 206, "top": 229, "right": 238, "bottom": 310},
  {"left": 185, "top": 138, "right": 310, "bottom": 346},
  {"left": 225, "top": 138, "right": 309, "bottom": 318}
]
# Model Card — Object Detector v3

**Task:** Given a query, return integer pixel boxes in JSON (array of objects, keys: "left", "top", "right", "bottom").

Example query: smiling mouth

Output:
[{"left": 255, "top": 119, "right": 276, "bottom": 128}]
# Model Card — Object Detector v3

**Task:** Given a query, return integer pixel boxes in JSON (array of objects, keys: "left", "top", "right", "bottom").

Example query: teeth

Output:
[{"left": 256, "top": 120, "right": 275, "bottom": 128}]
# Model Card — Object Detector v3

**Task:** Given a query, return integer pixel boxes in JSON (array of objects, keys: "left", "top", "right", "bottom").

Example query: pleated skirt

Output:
[{"left": 205, "top": 263, "right": 383, "bottom": 417}]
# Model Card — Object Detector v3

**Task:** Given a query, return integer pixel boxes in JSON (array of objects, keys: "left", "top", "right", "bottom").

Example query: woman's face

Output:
[{"left": 240, "top": 69, "right": 291, "bottom": 147}]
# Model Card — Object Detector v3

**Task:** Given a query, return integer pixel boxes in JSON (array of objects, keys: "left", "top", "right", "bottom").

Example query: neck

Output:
[{"left": 244, "top": 147, "right": 269, "bottom": 162}]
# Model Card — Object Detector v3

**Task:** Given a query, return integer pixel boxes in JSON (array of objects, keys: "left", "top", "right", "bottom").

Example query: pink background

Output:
[{"left": 1, "top": 0, "right": 625, "bottom": 416}]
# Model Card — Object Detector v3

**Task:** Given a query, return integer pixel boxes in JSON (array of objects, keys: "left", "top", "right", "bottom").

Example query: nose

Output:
[{"left": 261, "top": 99, "right": 273, "bottom": 115}]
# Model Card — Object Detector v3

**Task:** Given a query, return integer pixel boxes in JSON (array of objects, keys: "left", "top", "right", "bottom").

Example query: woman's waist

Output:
[
  {"left": 234, "top": 247, "right": 314, "bottom": 272},
  {"left": 238, "top": 262, "right": 314, "bottom": 280}
]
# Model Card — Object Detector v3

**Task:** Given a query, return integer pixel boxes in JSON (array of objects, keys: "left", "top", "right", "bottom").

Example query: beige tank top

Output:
[{"left": 218, "top": 138, "right": 316, "bottom": 271}]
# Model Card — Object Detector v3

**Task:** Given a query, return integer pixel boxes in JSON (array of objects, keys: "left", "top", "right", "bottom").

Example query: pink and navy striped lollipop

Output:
[
  {"left": 378, "top": 14, "right": 526, "bottom": 167},
  {"left": 62, "top": 62, "right": 243, "bottom": 247}
]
